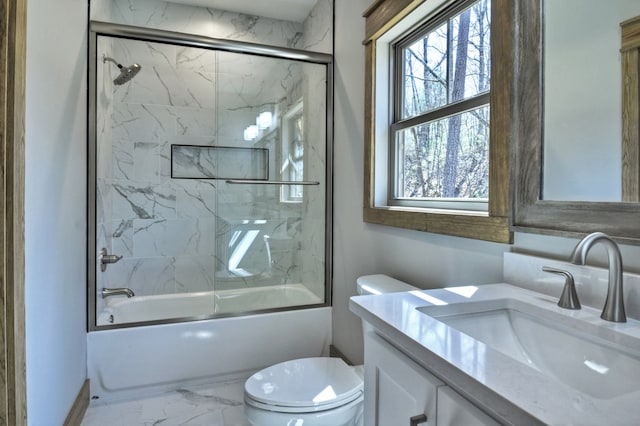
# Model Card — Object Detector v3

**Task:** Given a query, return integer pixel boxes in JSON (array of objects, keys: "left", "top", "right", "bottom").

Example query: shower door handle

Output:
[
  {"left": 100, "top": 247, "right": 122, "bottom": 272},
  {"left": 225, "top": 179, "right": 320, "bottom": 185}
]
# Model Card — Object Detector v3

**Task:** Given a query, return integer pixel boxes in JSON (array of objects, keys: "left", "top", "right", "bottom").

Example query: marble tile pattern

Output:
[
  {"left": 302, "top": 0, "right": 333, "bottom": 53},
  {"left": 91, "top": 0, "right": 334, "bottom": 55},
  {"left": 81, "top": 379, "right": 250, "bottom": 426},
  {"left": 298, "top": 62, "right": 328, "bottom": 300},
  {"left": 94, "top": 0, "right": 306, "bottom": 51},
  {"left": 92, "top": 0, "right": 332, "bottom": 309},
  {"left": 171, "top": 145, "right": 268, "bottom": 180}
]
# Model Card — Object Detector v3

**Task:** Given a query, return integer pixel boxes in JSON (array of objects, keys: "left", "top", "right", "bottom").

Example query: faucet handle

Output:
[
  {"left": 542, "top": 266, "right": 581, "bottom": 310},
  {"left": 99, "top": 247, "right": 123, "bottom": 272}
]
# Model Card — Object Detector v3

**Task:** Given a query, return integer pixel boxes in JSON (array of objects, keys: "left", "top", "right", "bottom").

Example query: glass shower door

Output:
[{"left": 90, "top": 27, "right": 331, "bottom": 328}]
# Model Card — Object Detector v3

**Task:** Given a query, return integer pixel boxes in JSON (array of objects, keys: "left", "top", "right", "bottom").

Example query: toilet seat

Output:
[{"left": 244, "top": 357, "right": 363, "bottom": 414}]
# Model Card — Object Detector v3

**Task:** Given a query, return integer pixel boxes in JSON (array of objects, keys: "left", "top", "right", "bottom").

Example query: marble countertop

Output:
[{"left": 350, "top": 283, "right": 640, "bottom": 425}]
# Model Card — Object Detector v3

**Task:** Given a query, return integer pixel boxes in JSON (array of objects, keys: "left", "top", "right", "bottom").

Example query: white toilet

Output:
[{"left": 244, "top": 274, "right": 418, "bottom": 426}]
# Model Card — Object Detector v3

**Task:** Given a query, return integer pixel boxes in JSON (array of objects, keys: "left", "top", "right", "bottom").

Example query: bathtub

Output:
[
  {"left": 88, "top": 285, "right": 331, "bottom": 403},
  {"left": 97, "top": 284, "right": 322, "bottom": 325}
]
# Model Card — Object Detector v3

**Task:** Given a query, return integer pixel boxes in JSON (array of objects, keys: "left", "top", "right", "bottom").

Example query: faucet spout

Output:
[{"left": 569, "top": 232, "right": 626, "bottom": 322}]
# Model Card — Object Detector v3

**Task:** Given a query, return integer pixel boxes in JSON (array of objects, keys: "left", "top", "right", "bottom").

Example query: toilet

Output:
[{"left": 244, "top": 274, "right": 418, "bottom": 426}]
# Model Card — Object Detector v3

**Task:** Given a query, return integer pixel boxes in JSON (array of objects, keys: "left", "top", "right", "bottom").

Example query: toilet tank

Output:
[{"left": 356, "top": 274, "right": 418, "bottom": 295}]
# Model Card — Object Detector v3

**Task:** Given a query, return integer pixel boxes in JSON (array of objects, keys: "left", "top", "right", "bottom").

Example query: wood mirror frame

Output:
[
  {"left": 511, "top": 0, "right": 640, "bottom": 244},
  {"left": 622, "top": 15, "right": 640, "bottom": 202},
  {"left": 1, "top": 0, "right": 27, "bottom": 423}
]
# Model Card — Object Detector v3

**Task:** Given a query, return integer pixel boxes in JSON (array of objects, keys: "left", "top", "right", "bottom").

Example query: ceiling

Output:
[{"left": 165, "top": 0, "right": 318, "bottom": 23}]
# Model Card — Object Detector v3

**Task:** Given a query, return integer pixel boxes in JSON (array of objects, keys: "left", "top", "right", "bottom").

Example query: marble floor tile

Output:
[{"left": 81, "top": 380, "right": 250, "bottom": 426}]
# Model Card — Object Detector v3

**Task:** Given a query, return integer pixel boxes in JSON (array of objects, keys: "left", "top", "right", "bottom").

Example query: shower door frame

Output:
[{"left": 88, "top": 21, "right": 334, "bottom": 331}]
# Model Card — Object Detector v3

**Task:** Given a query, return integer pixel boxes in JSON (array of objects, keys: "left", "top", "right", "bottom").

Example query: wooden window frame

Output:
[{"left": 362, "top": 0, "right": 513, "bottom": 244}]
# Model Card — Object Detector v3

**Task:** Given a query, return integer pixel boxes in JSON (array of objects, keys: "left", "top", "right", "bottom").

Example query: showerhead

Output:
[
  {"left": 113, "top": 63, "right": 141, "bottom": 85},
  {"left": 103, "top": 56, "right": 142, "bottom": 85}
]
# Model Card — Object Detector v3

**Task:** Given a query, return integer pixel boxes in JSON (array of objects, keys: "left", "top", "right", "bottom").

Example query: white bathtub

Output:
[
  {"left": 97, "top": 284, "right": 322, "bottom": 325},
  {"left": 88, "top": 285, "right": 331, "bottom": 403}
]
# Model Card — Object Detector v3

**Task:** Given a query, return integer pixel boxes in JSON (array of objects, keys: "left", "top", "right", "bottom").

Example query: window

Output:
[
  {"left": 391, "top": 0, "right": 490, "bottom": 211},
  {"left": 363, "top": 0, "right": 512, "bottom": 243},
  {"left": 281, "top": 100, "right": 304, "bottom": 203}
]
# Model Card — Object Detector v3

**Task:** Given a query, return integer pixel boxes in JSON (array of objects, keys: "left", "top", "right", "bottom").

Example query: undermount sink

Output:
[{"left": 417, "top": 298, "right": 640, "bottom": 400}]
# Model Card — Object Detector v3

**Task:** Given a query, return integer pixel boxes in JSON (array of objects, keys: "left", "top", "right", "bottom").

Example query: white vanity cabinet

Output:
[
  {"left": 364, "top": 331, "right": 499, "bottom": 426},
  {"left": 436, "top": 386, "right": 499, "bottom": 426}
]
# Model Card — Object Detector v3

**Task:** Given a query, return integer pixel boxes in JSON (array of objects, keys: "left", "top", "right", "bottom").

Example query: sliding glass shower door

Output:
[{"left": 89, "top": 23, "right": 332, "bottom": 328}]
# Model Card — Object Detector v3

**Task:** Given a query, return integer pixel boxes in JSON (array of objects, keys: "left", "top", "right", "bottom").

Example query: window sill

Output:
[{"left": 363, "top": 205, "right": 512, "bottom": 244}]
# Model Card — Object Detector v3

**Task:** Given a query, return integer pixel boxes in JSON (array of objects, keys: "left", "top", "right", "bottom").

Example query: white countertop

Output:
[{"left": 350, "top": 283, "right": 640, "bottom": 425}]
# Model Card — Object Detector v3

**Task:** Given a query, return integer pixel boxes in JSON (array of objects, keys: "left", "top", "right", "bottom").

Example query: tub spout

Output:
[{"left": 102, "top": 287, "right": 135, "bottom": 298}]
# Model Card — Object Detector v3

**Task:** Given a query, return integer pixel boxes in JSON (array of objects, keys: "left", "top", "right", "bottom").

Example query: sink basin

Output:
[{"left": 417, "top": 298, "right": 640, "bottom": 399}]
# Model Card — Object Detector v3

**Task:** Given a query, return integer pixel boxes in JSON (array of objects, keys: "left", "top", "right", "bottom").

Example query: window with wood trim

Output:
[
  {"left": 363, "top": 0, "right": 512, "bottom": 243},
  {"left": 391, "top": 0, "right": 490, "bottom": 212}
]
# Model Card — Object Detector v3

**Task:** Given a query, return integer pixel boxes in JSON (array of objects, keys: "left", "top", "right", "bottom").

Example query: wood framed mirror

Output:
[{"left": 511, "top": 0, "right": 640, "bottom": 244}]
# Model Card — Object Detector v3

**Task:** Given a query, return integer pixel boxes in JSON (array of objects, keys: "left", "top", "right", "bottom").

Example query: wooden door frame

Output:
[{"left": 1, "top": 0, "right": 27, "bottom": 424}]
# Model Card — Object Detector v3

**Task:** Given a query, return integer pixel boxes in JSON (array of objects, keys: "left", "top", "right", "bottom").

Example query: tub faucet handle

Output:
[
  {"left": 100, "top": 247, "right": 123, "bottom": 272},
  {"left": 542, "top": 266, "right": 581, "bottom": 310}
]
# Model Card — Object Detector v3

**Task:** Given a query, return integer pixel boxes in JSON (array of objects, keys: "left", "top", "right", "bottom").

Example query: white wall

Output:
[{"left": 24, "top": 0, "right": 88, "bottom": 423}]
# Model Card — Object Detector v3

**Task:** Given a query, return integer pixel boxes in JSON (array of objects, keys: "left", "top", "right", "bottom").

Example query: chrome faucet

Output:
[
  {"left": 102, "top": 287, "right": 135, "bottom": 298},
  {"left": 569, "top": 232, "right": 626, "bottom": 322}
]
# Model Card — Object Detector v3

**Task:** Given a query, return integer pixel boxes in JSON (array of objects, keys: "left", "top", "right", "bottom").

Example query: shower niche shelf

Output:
[{"left": 171, "top": 144, "right": 269, "bottom": 181}]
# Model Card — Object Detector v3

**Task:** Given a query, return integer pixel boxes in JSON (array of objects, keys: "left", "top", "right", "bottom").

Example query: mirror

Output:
[
  {"left": 543, "top": 0, "right": 640, "bottom": 202},
  {"left": 511, "top": 0, "right": 640, "bottom": 242}
]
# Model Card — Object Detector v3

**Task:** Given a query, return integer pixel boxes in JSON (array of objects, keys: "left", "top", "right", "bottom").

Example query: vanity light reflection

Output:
[
  {"left": 583, "top": 360, "right": 610, "bottom": 375},
  {"left": 243, "top": 111, "right": 274, "bottom": 141}
]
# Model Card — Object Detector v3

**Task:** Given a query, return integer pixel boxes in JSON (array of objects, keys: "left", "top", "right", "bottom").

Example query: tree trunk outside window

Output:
[{"left": 443, "top": 9, "right": 471, "bottom": 197}]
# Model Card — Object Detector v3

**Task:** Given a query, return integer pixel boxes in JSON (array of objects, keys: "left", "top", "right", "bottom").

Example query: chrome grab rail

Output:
[{"left": 226, "top": 179, "right": 320, "bottom": 185}]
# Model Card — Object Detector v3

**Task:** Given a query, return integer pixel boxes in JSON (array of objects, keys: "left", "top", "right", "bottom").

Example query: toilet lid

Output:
[{"left": 245, "top": 357, "right": 363, "bottom": 412}]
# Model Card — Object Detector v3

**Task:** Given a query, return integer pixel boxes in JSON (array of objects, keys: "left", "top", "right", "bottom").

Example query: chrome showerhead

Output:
[
  {"left": 103, "top": 56, "right": 142, "bottom": 85},
  {"left": 113, "top": 63, "right": 141, "bottom": 85}
]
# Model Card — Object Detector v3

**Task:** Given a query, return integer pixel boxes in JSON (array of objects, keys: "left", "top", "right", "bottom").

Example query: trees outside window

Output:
[{"left": 392, "top": 0, "right": 491, "bottom": 208}]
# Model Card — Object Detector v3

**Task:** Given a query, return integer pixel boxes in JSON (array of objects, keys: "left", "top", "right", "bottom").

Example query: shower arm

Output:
[{"left": 103, "top": 56, "right": 122, "bottom": 68}]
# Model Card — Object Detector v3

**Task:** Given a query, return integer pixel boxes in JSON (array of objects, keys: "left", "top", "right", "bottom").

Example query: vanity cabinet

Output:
[
  {"left": 436, "top": 386, "right": 499, "bottom": 426},
  {"left": 364, "top": 331, "right": 499, "bottom": 426}
]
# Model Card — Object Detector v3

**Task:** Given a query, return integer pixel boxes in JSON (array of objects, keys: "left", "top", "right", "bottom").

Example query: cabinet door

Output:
[
  {"left": 364, "top": 332, "right": 444, "bottom": 426},
  {"left": 437, "top": 386, "right": 500, "bottom": 426}
]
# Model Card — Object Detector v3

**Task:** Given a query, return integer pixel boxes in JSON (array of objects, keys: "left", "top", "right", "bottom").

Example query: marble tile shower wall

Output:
[
  {"left": 98, "top": 38, "right": 221, "bottom": 300},
  {"left": 96, "top": 37, "right": 114, "bottom": 315},
  {"left": 299, "top": 0, "right": 332, "bottom": 300},
  {"left": 92, "top": 0, "right": 333, "bottom": 309}
]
